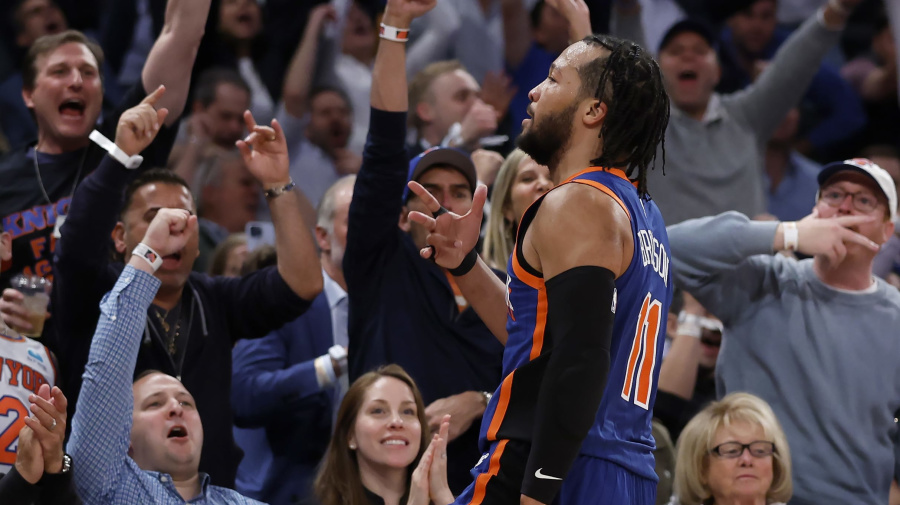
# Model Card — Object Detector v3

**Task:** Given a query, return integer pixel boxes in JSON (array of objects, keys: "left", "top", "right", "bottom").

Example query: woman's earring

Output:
[{"left": 349, "top": 443, "right": 357, "bottom": 450}]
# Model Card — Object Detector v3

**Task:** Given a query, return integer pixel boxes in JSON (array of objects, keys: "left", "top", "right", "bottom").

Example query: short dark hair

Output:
[
  {"left": 193, "top": 67, "right": 250, "bottom": 108},
  {"left": 121, "top": 168, "right": 193, "bottom": 218},
  {"left": 579, "top": 35, "right": 670, "bottom": 197},
  {"left": 23, "top": 30, "right": 104, "bottom": 90},
  {"left": 308, "top": 85, "right": 352, "bottom": 113}
]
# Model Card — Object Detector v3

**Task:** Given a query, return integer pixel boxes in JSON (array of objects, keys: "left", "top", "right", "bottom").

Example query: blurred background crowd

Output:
[{"left": 0, "top": 0, "right": 899, "bottom": 504}]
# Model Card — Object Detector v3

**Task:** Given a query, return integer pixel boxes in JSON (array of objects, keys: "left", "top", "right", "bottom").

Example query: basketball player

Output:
[
  {"left": 408, "top": 30, "right": 673, "bottom": 505},
  {"left": 0, "top": 231, "right": 57, "bottom": 478}
]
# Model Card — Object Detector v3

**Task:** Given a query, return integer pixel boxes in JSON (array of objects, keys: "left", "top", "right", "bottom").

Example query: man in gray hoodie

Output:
[
  {"left": 649, "top": 0, "right": 863, "bottom": 224},
  {"left": 668, "top": 158, "right": 900, "bottom": 505}
]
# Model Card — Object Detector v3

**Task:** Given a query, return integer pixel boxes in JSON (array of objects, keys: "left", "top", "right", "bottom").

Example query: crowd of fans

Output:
[{"left": 0, "top": 0, "right": 898, "bottom": 503}]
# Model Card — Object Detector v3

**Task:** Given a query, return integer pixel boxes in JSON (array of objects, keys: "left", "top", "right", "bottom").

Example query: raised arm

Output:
[
  {"left": 69, "top": 209, "right": 194, "bottom": 502},
  {"left": 546, "top": 0, "right": 592, "bottom": 43},
  {"left": 141, "top": 0, "right": 212, "bottom": 125},
  {"left": 668, "top": 211, "right": 879, "bottom": 319},
  {"left": 343, "top": 0, "right": 436, "bottom": 282},
  {"left": 236, "top": 112, "right": 323, "bottom": 300},
  {"left": 51, "top": 88, "right": 170, "bottom": 358},
  {"left": 282, "top": 5, "right": 338, "bottom": 119},
  {"left": 728, "top": 0, "right": 860, "bottom": 140},
  {"left": 502, "top": 0, "right": 533, "bottom": 70}
]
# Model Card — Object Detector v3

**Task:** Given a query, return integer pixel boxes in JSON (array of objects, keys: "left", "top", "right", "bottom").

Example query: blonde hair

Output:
[
  {"left": 482, "top": 149, "right": 531, "bottom": 269},
  {"left": 407, "top": 60, "right": 464, "bottom": 129},
  {"left": 674, "top": 393, "right": 792, "bottom": 505}
]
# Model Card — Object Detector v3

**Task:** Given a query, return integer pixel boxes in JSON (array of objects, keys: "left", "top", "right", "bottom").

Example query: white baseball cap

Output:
[{"left": 816, "top": 158, "right": 898, "bottom": 221}]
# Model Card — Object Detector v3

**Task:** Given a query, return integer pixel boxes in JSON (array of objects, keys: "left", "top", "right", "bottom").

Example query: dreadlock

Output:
[{"left": 579, "top": 35, "right": 670, "bottom": 198}]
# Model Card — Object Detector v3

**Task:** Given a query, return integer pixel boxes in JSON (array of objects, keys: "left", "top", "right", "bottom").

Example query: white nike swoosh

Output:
[{"left": 534, "top": 468, "right": 562, "bottom": 481}]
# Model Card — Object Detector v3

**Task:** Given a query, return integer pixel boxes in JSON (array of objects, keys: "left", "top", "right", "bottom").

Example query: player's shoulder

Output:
[{"left": 537, "top": 182, "right": 630, "bottom": 230}]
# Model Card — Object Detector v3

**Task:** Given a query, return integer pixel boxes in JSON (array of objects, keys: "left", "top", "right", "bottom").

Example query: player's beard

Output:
[{"left": 516, "top": 101, "right": 578, "bottom": 169}]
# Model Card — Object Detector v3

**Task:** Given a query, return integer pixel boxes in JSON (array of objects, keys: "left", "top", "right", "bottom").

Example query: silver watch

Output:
[{"left": 328, "top": 345, "right": 348, "bottom": 376}]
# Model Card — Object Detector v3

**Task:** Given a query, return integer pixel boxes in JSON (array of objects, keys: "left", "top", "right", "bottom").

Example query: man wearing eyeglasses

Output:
[{"left": 667, "top": 158, "right": 900, "bottom": 505}]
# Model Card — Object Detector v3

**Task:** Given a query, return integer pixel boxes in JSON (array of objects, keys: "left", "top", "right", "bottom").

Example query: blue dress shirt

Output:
[{"left": 67, "top": 266, "right": 264, "bottom": 504}]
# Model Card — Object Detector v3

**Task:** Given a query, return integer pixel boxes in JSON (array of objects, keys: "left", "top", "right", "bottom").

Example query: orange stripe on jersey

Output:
[
  {"left": 511, "top": 244, "right": 543, "bottom": 290},
  {"left": 487, "top": 371, "right": 515, "bottom": 441},
  {"left": 621, "top": 294, "right": 650, "bottom": 401},
  {"left": 529, "top": 288, "right": 548, "bottom": 360},
  {"left": 569, "top": 179, "right": 631, "bottom": 221},
  {"left": 562, "top": 167, "right": 636, "bottom": 187},
  {"left": 467, "top": 439, "right": 510, "bottom": 505}
]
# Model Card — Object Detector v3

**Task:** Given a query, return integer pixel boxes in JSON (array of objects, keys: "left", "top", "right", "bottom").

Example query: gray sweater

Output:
[
  {"left": 669, "top": 212, "right": 900, "bottom": 505},
  {"left": 647, "top": 14, "right": 841, "bottom": 225}
]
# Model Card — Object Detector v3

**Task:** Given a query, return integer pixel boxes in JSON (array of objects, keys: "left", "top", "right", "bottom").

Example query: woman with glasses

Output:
[{"left": 671, "top": 393, "right": 792, "bottom": 505}]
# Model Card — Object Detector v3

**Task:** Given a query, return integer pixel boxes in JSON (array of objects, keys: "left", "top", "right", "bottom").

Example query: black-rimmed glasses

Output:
[{"left": 709, "top": 441, "right": 776, "bottom": 459}]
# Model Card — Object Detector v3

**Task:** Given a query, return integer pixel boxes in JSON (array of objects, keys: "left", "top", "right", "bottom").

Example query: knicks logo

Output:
[{"left": 505, "top": 275, "right": 516, "bottom": 322}]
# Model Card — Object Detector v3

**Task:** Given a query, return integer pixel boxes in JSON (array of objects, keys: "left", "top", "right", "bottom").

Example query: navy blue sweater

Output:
[
  {"left": 47, "top": 155, "right": 311, "bottom": 489},
  {"left": 344, "top": 108, "right": 504, "bottom": 493}
]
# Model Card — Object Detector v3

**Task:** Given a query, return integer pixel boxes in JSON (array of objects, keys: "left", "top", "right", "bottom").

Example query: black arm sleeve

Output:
[{"left": 521, "top": 266, "right": 615, "bottom": 504}]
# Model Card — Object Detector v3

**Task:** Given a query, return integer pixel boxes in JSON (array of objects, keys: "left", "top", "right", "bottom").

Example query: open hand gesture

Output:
[
  {"left": 116, "top": 85, "right": 170, "bottom": 156},
  {"left": 406, "top": 182, "right": 487, "bottom": 269},
  {"left": 236, "top": 111, "right": 291, "bottom": 188}
]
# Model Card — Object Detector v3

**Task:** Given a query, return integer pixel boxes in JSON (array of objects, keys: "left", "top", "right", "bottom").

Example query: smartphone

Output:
[{"left": 245, "top": 221, "right": 276, "bottom": 252}]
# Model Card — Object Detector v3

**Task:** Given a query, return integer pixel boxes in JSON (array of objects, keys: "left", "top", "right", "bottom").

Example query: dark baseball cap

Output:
[
  {"left": 658, "top": 18, "right": 718, "bottom": 53},
  {"left": 402, "top": 147, "right": 478, "bottom": 202}
]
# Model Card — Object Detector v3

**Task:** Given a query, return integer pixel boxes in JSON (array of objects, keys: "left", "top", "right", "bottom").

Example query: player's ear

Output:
[{"left": 583, "top": 99, "right": 607, "bottom": 128}]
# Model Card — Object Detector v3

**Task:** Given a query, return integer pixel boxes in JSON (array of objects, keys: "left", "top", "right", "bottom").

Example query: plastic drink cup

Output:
[{"left": 10, "top": 275, "right": 50, "bottom": 338}]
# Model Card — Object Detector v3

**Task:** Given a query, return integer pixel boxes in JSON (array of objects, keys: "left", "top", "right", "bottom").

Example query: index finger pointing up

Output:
[
  {"left": 243, "top": 110, "right": 258, "bottom": 131},
  {"left": 140, "top": 85, "right": 166, "bottom": 107},
  {"left": 407, "top": 181, "right": 441, "bottom": 213}
]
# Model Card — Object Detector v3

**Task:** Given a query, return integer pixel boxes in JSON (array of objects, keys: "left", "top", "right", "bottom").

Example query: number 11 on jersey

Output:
[{"left": 621, "top": 292, "right": 662, "bottom": 410}]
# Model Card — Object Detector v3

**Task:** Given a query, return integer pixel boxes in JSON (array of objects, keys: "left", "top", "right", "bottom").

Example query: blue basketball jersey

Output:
[{"left": 477, "top": 167, "right": 673, "bottom": 481}]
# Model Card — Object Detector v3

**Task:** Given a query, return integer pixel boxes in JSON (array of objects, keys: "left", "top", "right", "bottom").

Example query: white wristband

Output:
[
  {"left": 676, "top": 312, "right": 702, "bottom": 339},
  {"left": 132, "top": 243, "right": 162, "bottom": 272},
  {"left": 379, "top": 23, "right": 409, "bottom": 43},
  {"left": 89, "top": 130, "right": 144, "bottom": 169},
  {"left": 783, "top": 221, "right": 799, "bottom": 251}
]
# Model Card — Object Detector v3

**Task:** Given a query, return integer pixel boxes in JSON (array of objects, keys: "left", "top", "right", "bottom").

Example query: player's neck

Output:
[{"left": 550, "top": 132, "right": 604, "bottom": 184}]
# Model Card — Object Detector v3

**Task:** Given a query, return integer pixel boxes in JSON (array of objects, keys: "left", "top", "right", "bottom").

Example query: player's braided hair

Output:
[{"left": 579, "top": 35, "right": 670, "bottom": 198}]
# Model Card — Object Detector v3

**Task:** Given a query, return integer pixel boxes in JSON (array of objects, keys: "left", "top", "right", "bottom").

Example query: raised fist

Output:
[{"left": 140, "top": 208, "right": 198, "bottom": 258}]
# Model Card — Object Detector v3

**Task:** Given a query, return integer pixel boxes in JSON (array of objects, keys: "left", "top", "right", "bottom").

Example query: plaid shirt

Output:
[{"left": 67, "top": 266, "right": 264, "bottom": 504}]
